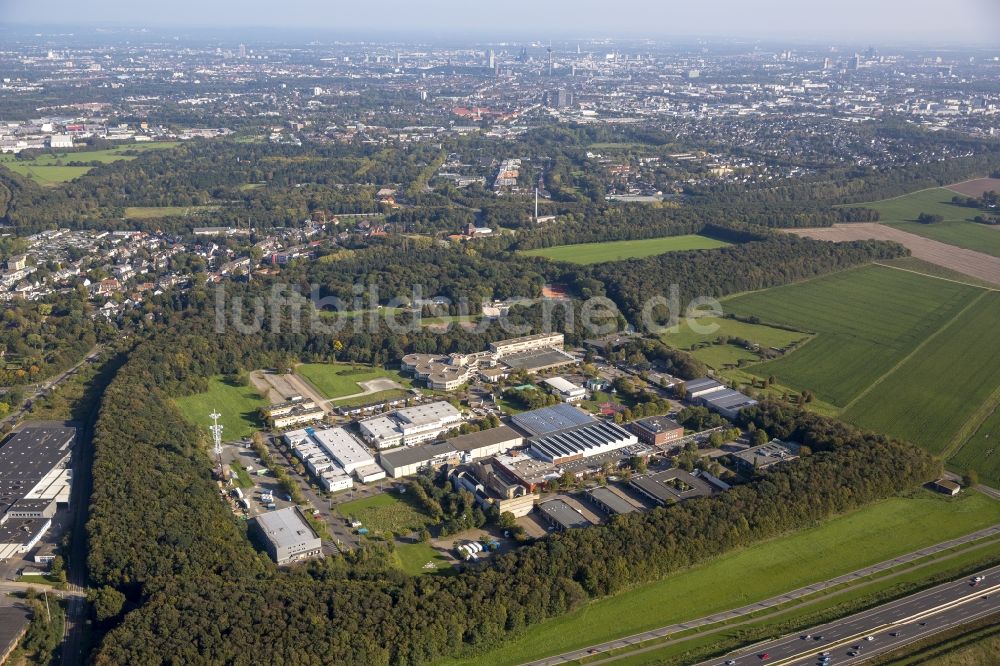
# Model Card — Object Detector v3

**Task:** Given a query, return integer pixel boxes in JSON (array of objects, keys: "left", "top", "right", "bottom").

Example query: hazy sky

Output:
[{"left": 4, "top": 0, "right": 1000, "bottom": 45}]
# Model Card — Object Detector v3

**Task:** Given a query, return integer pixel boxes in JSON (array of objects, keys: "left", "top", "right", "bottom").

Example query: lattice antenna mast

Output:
[{"left": 209, "top": 411, "right": 224, "bottom": 458}]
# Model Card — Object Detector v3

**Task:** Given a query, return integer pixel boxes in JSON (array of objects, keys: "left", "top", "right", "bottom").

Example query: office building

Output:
[{"left": 249, "top": 507, "right": 321, "bottom": 565}]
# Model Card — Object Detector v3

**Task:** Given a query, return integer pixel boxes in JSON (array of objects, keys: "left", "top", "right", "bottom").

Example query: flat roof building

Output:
[
  {"left": 731, "top": 440, "right": 800, "bottom": 474},
  {"left": 510, "top": 403, "right": 596, "bottom": 438},
  {"left": 699, "top": 388, "right": 757, "bottom": 420},
  {"left": 379, "top": 440, "right": 460, "bottom": 478},
  {"left": 683, "top": 377, "right": 726, "bottom": 399},
  {"left": 489, "top": 332, "right": 564, "bottom": 356},
  {"left": 628, "top": 416, "right": 684, "bottom": 447},
  {"left": 359, "top": 401, "right": 463, "bottom": 449},
  {"left": 537, "top": 498, "right": 593, "bottom": 531},
  {"left": 543, "top": 376, "right": 587, "bottom": 403},
  {"left": 586, "top": 486, "right": 639, "bottom": 516},
  {"left": 249, "top": 507, "right": 321, "bottom": 565},
  {"left": 447, "top": 425, "right": 523, "bottom": 460},
  {"left": 0, "top": 426, "right": 75, "bottom": 561},
  {"left": 284, "top": 427, "right": 383, "bottom": 483},
  {"left": 629, "top": 468, "right": 717, "bottom": 506}
]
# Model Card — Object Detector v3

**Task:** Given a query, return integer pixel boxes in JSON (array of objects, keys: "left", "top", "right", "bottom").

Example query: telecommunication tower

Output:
[{"left": 209, "top": 411, "right": 224, "bottom": 478}]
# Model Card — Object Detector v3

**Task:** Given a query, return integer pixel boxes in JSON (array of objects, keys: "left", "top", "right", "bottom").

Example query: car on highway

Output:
[
  {"left": 813, "top": 635, "right": 824, "bottom": 641},
  {"left": 758, "top": 653, "right": 770, "bottom": 661},
  {"left": 820, "top": 652, "right": 830, "bottom": 657},
  {"left": 865, "top": 636, "right": 875, "bottom": 641},
  {"left": 725, "top": 660, "right": 736, "bottom": 665},
  {"left": 847, "top": 651, "right": 858, "bottom": 657}
]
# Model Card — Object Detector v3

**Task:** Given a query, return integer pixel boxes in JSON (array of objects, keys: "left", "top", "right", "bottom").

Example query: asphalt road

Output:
[
  {"left": 700, "top": 564, "right": 1000, "bottom": 666},
  {"left": 521, "top": 524, "right": 1000, "bottom": 665}
]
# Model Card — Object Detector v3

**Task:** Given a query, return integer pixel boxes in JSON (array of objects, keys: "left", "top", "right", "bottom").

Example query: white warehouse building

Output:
[
  {"left": 284, "top": 426, "right": 384, "bottom": 486},
  {"left": 359, "top": 401, "right": 463, "bottom": 449}
]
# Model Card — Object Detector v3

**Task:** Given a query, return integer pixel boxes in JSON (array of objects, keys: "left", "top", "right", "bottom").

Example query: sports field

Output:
[
  {"left": 0, "top": 141, "right": 179, "bottom": 184},
  {"left": 435, "top": 491, "right": 1000, "bottom": 666},
  {"left": 847, "top": 188, "right": 1000, "bottom": 258},
  {"left": 843, "top": 292, "right": 1000, "bottom": 454},
  {"left": 520, "top": 234, "right": 730, "bottom": 264},
  {"left": 295, "top": 362, "right": 410, "bottom": 400},
  {"left": 173, "top": 376, "right": 266, "bottom": 440},
  {"left": 725, "top": 265, "right": 981, "bottom": 407}
]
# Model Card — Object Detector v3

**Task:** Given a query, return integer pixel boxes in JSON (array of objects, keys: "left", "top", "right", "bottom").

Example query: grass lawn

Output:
[
  {"left": 0, "top": 164, "right": 90, "bottom": 184},
  {"left": 434, "top": 491, "right": 1000, "bottom": 666},
  {"left": 845, "top": 188, "right": 1000, "bottom": 258},
  {"left": 394, "top": 542, "right": 454, "bottom": 576},
  {"left": 724, "top": 265, "right": 982, "bottom": 407},
  {"left": 173, "top": 376, "right": 266, "bottom": 440},
  {"left": 520, "top": 234, "right": 731, "bottom": 265},
  {"left": 661, "top": 316, "right": 808, "bottom": 351},
  {"left": 690, "top": 343, "right": 759, "bottom": 370},
  {"left": 0, "top": 141, "right": 180, "bottom": 184},
  {"left": 124, "top": 205, "right": 220, "bottom": 219},
  {"left": 844, "top": 291, "right": 1000, "bottom": 455},
  {"left": 296, "top": 362, "right": 410, "bottom": 400},
  {"left": 335, "top": 492, "right": 432, "bottom": 535},
  {"left": 332, "top": 389, "right": 411, "bottom": 408},
  {"left": 230, "top": 462, "right": 254, "bottom": 489}
]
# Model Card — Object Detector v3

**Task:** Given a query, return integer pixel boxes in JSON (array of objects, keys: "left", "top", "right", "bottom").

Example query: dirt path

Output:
[{"left": 787, "top": 223, "right": 1000, "bottom": 286}]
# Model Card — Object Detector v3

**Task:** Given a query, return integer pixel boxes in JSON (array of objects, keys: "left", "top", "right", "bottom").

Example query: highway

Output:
[
  {"left": 521, "top": 524, "right": 1000, "bottom": 665},
  {"left": 699, "top": 564, "right": 1000, "bottom": 666}
]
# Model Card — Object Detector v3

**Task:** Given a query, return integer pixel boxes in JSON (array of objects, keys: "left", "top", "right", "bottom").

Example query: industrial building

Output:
[
  {"left": 699, "top": 388, "right": 758, "bottom": 420},
  {"left": 528, "top": 421, "right": 638, "bottom": 465},
  {"left": 377, "top": 425, "right": 523, "bottom": 478},
  {"left": 379, "top": 440, "right": 460, "bottom": 478},
  {"left": 0, "top": 426, "right": 75, "bottom": 561},
  {"left": 249, "top": 507, "right": 321, "bottom": 565},
  {"left": 585, "top": 486, "right": 639, "bottom": 516},
  {"left": 359, "top": 401, "right": 463, "bottom": 449},
  {"left": 451, "top": 461, "right": 539, "bottom": 517},
  {"left": 510, "top": 403, "right": 596, "bottom": 437},
  {"left": 628, "top": 415, "right": 685, "bottom": 447},
  {"left": 731, "top": 440, "right": 800, "bottom": 473},
  {"left": 683, "top": 377, "right": 726, "bottom": 399},
  {"left": 284, "top": 427, "right": 383, "bottom": 488},
  {"left": 449, "top": 425, "right": 523, "bottom": 459},
  {"left": 537, "top": 498, "right": 593, "bottom": 531},
  {"left": 542, "top": 376, "right": 586, "bottom": 403},
  {"left": 629, "top": 468, "right": 719, "bottom": 506}
]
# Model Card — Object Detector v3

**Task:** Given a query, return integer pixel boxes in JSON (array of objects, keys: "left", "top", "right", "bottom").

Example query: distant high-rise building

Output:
[
  {"left": 488, "top": 49, "right": 496, "bottom": 69},
  {"left": 823, "top": 57, "right": 833, "bottom": 70},
  {"left": 848, "top": 54, "right": 861, "bottom": 70},
  {"left": 547, "top": 89, "right": 573, "bottom": 108},
  {"left": 238, "top": 43, "right": 246, "bottom": 58}
]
